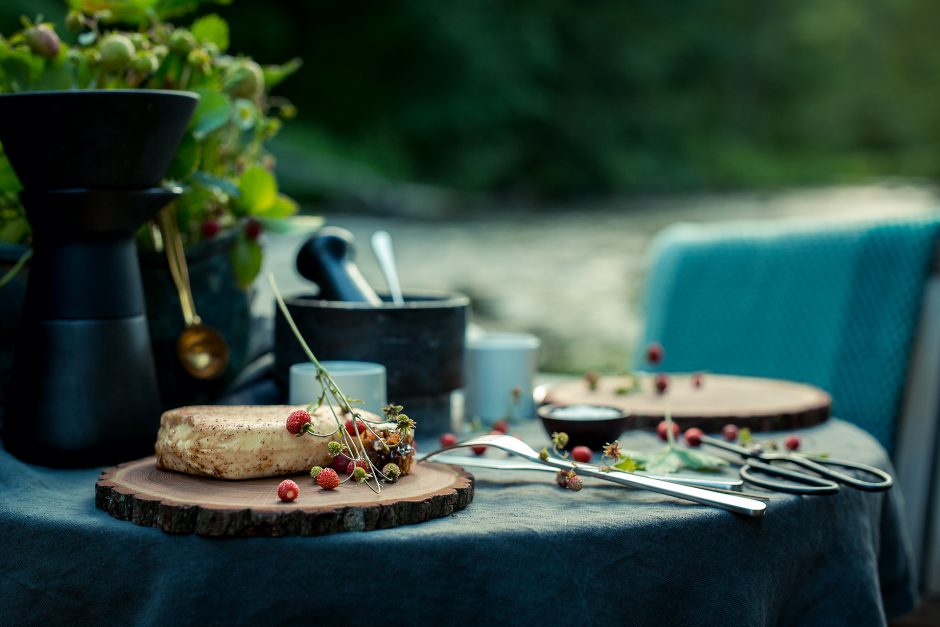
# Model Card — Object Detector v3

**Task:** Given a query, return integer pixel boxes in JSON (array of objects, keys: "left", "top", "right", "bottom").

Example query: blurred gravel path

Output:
[{"left": 258, "top": 184, "right": 939, "bottom": 373}]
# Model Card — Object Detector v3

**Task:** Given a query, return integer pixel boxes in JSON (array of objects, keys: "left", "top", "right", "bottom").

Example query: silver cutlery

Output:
[{"left": 422, "top": 433, "right": 767, "bottom": 517}]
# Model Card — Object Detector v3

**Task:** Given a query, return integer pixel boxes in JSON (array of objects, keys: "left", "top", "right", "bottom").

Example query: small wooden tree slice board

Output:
[
  {"left": 543, "top": 374, "right": 831, "bottom": 432},
  {"left": 96, "top": 457, "right": 473, "bottom": 537}
]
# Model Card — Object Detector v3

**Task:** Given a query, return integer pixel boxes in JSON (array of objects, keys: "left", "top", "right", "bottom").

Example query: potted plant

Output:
[{"left": 0, "top": 0, "right": 315, "bottom": 406}]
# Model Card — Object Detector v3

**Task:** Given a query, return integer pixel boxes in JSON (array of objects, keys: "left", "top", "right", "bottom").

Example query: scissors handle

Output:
[
  {"left": 783, "top": 455, "right": 894, "bottom": 492},
  {"left": 741, "top": 459, "right": 840, "bottom": 495}
]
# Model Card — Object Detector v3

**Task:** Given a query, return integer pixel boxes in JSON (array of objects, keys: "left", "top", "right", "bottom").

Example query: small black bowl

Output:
[{"left": 537, "top": 404, "right": 632, "bottom": 451}]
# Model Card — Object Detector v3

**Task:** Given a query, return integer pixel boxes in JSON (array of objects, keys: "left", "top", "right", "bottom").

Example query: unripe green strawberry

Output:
[
  {"left": 25, "top": 24, "right": 60, "bottom": 59},
  {"left": 132, "top": 53, "right": 159, "bottom": 75},
  {"left": 100, "top": 34, "right": 135, "bottom": 72},
  {"left": 226, "top": 60, "right": 264, "bottom": 99},
  {"left": 169, "top": 29, "right": 196, "bottom": 54},
  {"left": 65, "top": 11, "right": 84, "bottom": 33}
]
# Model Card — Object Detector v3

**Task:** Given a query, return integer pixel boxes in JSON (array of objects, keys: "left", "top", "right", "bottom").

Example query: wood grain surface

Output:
[
  {"left": 543, "top": 373, "right": 831, "bottom": 432},
  {"left": 96, "top": 457, "right": 474, "bottom": 537}
]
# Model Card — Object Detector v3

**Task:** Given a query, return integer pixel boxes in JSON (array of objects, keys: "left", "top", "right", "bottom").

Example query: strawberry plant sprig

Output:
[{"left": 269, "top": 272, "right": 415, "bottom": 494}]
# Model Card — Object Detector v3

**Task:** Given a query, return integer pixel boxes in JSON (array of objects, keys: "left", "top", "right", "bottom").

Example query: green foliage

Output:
[
  {"left": 0, "top": 3, "right": 304, "bottom": 288},
  {"left": 66, "top": 0, "right": 230, "bottom": 25},
  {"left": 211, "top": 0, "right": 940, "bottom": 198}
]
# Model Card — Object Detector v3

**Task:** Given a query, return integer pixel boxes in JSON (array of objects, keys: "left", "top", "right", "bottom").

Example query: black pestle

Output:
[{"left": 296, "top": 227, "right": 383, "bottom": 305}]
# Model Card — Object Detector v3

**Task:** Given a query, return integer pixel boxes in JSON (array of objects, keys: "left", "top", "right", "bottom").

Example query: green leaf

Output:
[
  {"left": 672, "top": 448, "right": 728, "bottom": 472},
  {"left": 191, "top": 14, "right": 229, "bottom": 51},
  {"left": 68, "top": 0, "right": 232, "bottom": 24},
  {"left": 256, "top": 214, "right": 324, "bottom": 235},
  {"left": 165, "top": 133, "right": 199, "bottom": 181},
  {"left": 238, "top": 166, "right": 277, "bottom": 212},
  {"left": 254, "top": 193, "right": 297, "bottom": 218},
  {"left": 190, "top": 90, "right": 231, "bottom": 138},
  {"left": 644, "top": 448, "right": 683, "bottom": 474},
  {"left": 262, "top": 58, "right": 302, "bottom": 90},
  {"left": 0, "top": 215, "right": 29, "bottom": 244},
  {"left": 230, "top": 233, "right": 262, "bottom": 288}
]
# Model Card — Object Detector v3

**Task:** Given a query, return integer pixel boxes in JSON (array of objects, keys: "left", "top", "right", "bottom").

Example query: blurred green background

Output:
[{"left": 4, "top": 0, "right": 940, "bottom": 200}]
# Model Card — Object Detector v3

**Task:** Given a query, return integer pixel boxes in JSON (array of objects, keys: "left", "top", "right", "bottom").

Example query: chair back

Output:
[{"left": 638, "top": 216, "right": 940, "bottom": 452}]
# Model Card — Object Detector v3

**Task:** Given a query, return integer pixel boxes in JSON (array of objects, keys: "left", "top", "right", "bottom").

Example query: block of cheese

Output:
[{"left": 155, "top": 405, "right": 359, "bottom": 480}]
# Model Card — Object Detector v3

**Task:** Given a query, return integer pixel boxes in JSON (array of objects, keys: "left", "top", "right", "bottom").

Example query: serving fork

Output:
[{"left": 422, "top": 433, "right": 767, "bottom": 517}]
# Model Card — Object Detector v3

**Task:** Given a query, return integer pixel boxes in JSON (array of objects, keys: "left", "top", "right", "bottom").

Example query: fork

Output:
[{"left": 422, "top": 433, "right": 767, "bottom": 517}]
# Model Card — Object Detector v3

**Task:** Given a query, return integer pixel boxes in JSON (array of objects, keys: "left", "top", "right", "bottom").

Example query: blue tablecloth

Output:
[{"left": 0, "top": 419, "right": 915, "bottom": 626}]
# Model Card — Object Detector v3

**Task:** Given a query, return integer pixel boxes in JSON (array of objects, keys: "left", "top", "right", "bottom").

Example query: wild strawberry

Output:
[
  {"left": 722, "top": 424, "right": 739, "bottom": 442},
  {"left": 277, "top": 479, "right": 299, "bottom": 502},
  {"left": 346, "top": 459, "right": 370, "bottom": 475},
  {"left": 345, "top": 417, "right": 366, "bottom": 436},
  {"left": 331, "top": 453, "right": 352, "bottom": 473},
  {"left": 201, "top": 219, "right": 221, "bottom": 239},
  {"left": 309, "top": 465, "right": 323, "bottom": 480},
  {"left": 571, "top": 446, "right": 592, "bottom": 463},
  {"left": 316, "top": 468, "right": 340, "bottom": 490},
  {"left": 100, "top": 34, "right": 135, "bottom": 72},
  {"left": 692, "top": 372, "right": 704, "bottom": 389},
  {"left": 472, "top": 444, "right": 487, "bottom": 456},
  {"left": 684, "top": 427, "right": 704, "bottom": 447},
  {"left": 286, "top": 409, "right": 312, "bottom": 435},
  {"left": 654, "top": 373, "right": 669, "bottom": 395},
  {"left": 566, "top": 474, "right": 584, "bottom": 492},
  {"left": 646, "top": 342, "right": 664, "bottom": 365},
  {"left": 440, "top": 432, "right": 458, "bottom": 447},
  {"left": 25, "top": 24, "right": 61, "bottom": 59},
  {"left": 785, "top": 435, "right": 801, "bottom": 451},
  {"left": 245, "top": 219, "right": 262, "bottom": 241},
  {"left": 382, "top": 463, "right": 401, "bottom": 482},
  {"left": 555, "top": 469, "right": 570, "bottom": 487},
  {"left": 492, "top": 419, "right": 509, "bottom": 434},
  {"left": 657, "top": 420, "right": 680, "bottom": 441}
]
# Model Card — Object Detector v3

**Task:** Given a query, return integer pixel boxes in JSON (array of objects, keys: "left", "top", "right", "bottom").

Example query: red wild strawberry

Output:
[
  {"left": 722, "top": 424, "right": 739, "bottom": 442},
  {"left": 286, "top": 409, "right": 312, "bottom": 435},
  {"left": 571, "top": 446, "right": 592, "bottom": 463},
  {"left": 566, "top": 474, "right": 584, "bottom": 492},
  {"left": 785, "top": 435, "right": 801, "bottom": 451},
  {"left": 244, "top": 219, "right": 262, "bottom": 241},
  {"left": 646, "top": 342, "right": 664, "bottom": 365},
  {"left": 346, "top": 459, "right": 370, "bottom": 475},
  {"left": 201, "top": 219, "right": 221, "bottom": 239},
  {"left": 657, "top": 420, "right": 680, "bottom": 441},
  {"left": 345, "top": 417, "right": 367, "bottom": 436},
  {"left": 654, "top": 373, "right": 670, "bottom": 395},
  {"left": 492, "top": 419, "right": 509, "bottom": 434},
  {"left": 440, "top": 432, "right": 458, "bottom": 447},
  {"left": 316, "top": 468, "right": 340, "bottom": 490},
  {"left": 331, "top": 453, "right": 352, "bottom": 473},
  {"left": 277, "top": 479, "right": 299, "bottom": 502},
  {"left": 684, "top": 427, "right": 704, "bottom": 447},
  {"left": 472, "top": 445, "right": 487, "bottom": 456}
]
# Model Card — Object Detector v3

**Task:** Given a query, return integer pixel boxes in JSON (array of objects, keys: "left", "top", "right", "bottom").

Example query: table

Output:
[{"left": 0, "top": 418, "right": 915, "bottom": 626}]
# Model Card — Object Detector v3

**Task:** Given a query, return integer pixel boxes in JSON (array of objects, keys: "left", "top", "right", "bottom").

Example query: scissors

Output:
[{"left": 699, "top": 434, "right": 894, "bottom": 495}]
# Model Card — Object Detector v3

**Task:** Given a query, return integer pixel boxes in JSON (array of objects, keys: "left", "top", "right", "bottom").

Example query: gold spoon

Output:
[{"left": 157, "top": 206, "right": 230, "bottom": 380}]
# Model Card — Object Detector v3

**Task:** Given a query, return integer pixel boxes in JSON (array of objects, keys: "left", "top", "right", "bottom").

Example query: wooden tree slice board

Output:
[
  {"left": 96, "top": 457, "right": 474, "bottom": 537},
  {"left": 543, "top": 374, "right": 831, "bottom": 432}
]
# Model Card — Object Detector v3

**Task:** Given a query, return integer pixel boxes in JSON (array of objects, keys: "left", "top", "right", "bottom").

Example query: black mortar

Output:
[{"left": 274, "top": 291, "right": 469, "bottom": 436}]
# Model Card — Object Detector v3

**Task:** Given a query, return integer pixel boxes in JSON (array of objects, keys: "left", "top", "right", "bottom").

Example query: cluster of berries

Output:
[
  {"left": 555, "top": 469, "right": 583, "bottom": 492},
  {"left": 655, "top": 419, "right": 801, "bottom": 451},
  {"left": 645, "top": 342, "right": 704, "bottom": 395},
  {"left": 438, "top": 418, "right": 510, "bottom": 456},
  {"left": 278, "top": 408, "right": 402, "bottom": 502}
]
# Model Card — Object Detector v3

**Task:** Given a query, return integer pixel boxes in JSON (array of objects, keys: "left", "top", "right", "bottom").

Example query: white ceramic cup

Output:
[
  {"left": 464, "top": 332, "right": 540, "bottom": 422},
  {"left": 289, "top": 361, "right": 387, "bottom": 417}
]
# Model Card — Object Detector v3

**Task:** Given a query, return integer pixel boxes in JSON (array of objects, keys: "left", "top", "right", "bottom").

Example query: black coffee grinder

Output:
[{"left": 0, "top": 90, "right": 198, "bottom": 466}]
